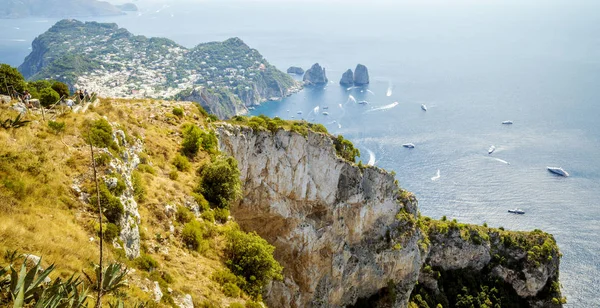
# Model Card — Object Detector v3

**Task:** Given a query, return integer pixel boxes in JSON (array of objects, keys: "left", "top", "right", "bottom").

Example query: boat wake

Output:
[
  {"left": 366, "top": 89, "right": 375, "bottom": 95},
  {"left": 431, "top": 169, "right": 441, "bottom": 181},
  {"left": 366, "top": 102, "right": 399, "bottom": 112},
  {"left": 348, "top": 95, "right": 357, "bottom": 104},
  {"left": 494, "top": 158, "right": 510, "bottom": 165},
  {"left": 366, "top": 148, "right": 376, "bottom": 166},
  {"left": 311, "top": 106, "right": 319, "bottom": 115}
]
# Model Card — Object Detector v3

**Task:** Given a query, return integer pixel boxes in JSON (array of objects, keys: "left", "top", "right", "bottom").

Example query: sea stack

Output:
[
  {"left": 339, "top": 69, "right": 354, "bottom": 86},
  {"left": 353, "top": 64, "right": 370, "bottom": 85},
  {"left": 303, "top": 63, "right": 328, "bottom": 86},
  {"left": 287, "top": 66, "right": 305, "bottom": 75}
]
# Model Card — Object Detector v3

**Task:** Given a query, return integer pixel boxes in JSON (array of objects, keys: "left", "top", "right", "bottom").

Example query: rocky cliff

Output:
[
  {"left": 354, "top": 64, "right": 370, "bottom": 86},
  {"left": 216, "top": 124, "right": 564, "bottom": 308},
  {"left": 303, "top": 63, "right": 329, "bottom": 86},
  {"left": 340, "top": 69, "right": 354, "bottom": 86}
]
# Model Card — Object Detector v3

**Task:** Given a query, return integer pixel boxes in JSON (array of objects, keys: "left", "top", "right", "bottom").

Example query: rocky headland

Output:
[
  {"left": 18, "top": 19, "right": 299, "bottom": 118},
  {"left": 216, "top": 123, "right": 564, "bottom": 308}
]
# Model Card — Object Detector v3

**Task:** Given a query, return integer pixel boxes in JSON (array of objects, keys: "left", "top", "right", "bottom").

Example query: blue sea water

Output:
[{"left": 1, "top": 1, "right": 600, "bottom": 306}]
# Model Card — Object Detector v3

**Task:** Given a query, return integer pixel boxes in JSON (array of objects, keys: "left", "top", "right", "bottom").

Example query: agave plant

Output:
[
  {"left": 84, "top": 262, "right": 128, "bottom": 294},
  {"left": 1, "top": 114, "right": 30, "bottom": 129},
  {"left": 10, "top": 258, "right": 56, "bottom": 306}
]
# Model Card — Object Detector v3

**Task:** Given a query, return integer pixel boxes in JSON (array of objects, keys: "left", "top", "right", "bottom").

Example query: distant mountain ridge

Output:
[
  {"left": 19, "top": 19, "right": 299, "bottom": 118},
  {"left": 0, "top": 0, "right": 124, "bottom": 19}
]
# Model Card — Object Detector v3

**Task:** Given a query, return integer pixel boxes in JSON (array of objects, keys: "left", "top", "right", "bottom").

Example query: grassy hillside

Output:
[{"left": 0, "top": 98, "right": 277, "bottom": 307}]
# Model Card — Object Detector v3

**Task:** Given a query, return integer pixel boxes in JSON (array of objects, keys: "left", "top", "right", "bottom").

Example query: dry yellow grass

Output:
[{"left": 0, "top": 99, "right": 252, "bottom": 307}]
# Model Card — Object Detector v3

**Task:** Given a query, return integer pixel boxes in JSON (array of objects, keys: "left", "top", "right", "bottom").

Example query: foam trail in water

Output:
[
  {"left": 366, "top": 89, "right": 375, "bottom": 95},
  {"left": 347, "top": 86, "right": 355, "bottom": 91},
  {"left": 313, "top": 106, "right": 320, "bottom": 114},
  {"left": 366, "top": 149, "right": 376, "bottom": 166},
  {"left": 348, "top": 95, "right": 357, "bottom": 104},
  {"left": 431, "top": 169, "right": 441, "bottom": 181},
  {"left": 366, "top": 102, "right": 399, "bottom": 112},
  {"left": 338, "top": 123, "right": 342, "bottom": 129},
  {"left": 494, "top": 158, "right": 510, "bottom": 165},
  {"left": 14, "top": 27, "right": 20, "bottom": 30},
  {"left": 386, "top": 82, "right": 393, "bottom": 97},
  {"left": 6, "top": 39, "right": 26, "bottom": 42}
]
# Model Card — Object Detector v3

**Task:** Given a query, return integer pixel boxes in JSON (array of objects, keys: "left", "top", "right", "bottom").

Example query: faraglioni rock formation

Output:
[
  {"left": 287, "top": 66, "right": 305, "bottom": 75},
  {"left": 216, "top": 124, "right": 564, "bottom": 308},
  {"left": 354, "top": 64, "right": 370, "bottom": 85},
  {"left": 339, "top": 69, "right": 354, "bottom": 86},
  {"left": 303, "top": 63, "right": 328, "bottom": 86}
]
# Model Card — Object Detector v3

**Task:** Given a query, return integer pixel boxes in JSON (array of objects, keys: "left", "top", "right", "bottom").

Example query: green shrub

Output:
[
  {"left": 89, "top": 184, "right": 124, "bottom": 224},
  {"left": 200, "top": 130, "right": 219, "bottom": 154},
  {"left": 181, "top": 125, "right": 203, "bottom": 158},
  {"left": 212, "top": 269, "right": 239, "bottom": 285},
  {"left": 172, "top": 154, "right": 191, "bottom": 171},
  {"left": 47, "top": 120, "right": 65, "bottom": 135},
  {"left": 197, "top": 156, "right": 242, "bottom": 209},
  {"left": 108, "top": 176, "right": 126, "bottom": 196},
  {"left": 225, "top": 228, "right": 283, "bottom": 298},
  {"left": 245, "top": 301, "right": 263, "bottom": 308},
  {"left": 196, "top": 104, "right": 209, "bottom": 117},
  {"left": 222, "top": 282, "right": 241, "bottom": 298},
  {"left": 102, "top": 222, "right": 121, "bottom": 242},
  {"left": 138, "top": 163, "right": 156, "bottom": 175},
  {"left": 39, "top": 87, "right": 60, "bottom": 107},
  {"left": 333, "top": 135, "right": 360, "bottom": 163},
  {"left": 0, "top": 63, "right": 26, "bottom": 93},
  {"left": 182, "top": 221, "right": 208, "bottom": 253},
  {"left": 172, "top": 107, "right": 184, "bottom": 118},
  {"left": 176, "top": 205, "right": 194, "bottom": 224},
  {"left": 169, "top": 170, "right": 179, "bottom": 180},
  {"left": 229, "top": 303, "right": 244, "bottom": 308},
  {"left": 95, "top": 152, "right": 111, "bottom": 167},
  {"left": 201, "top": 210, "right": 215, "bottom": 223},
  {"left": 132, "top": 170, "right": 146, "bottom": 202},
  {"left": 192, "top": 193, "right": 210, "bottom": 212},
  {"left": 85, "top": 118, "right": 114, "bottom": 148},
  {"left": 51, "top": 81, "right": 70, "bottom": 98},
  {"left": 136, "top": 254, "right": 159, "bottom": 272},
  {"left": 214, "top": 208, "right": 230, "bottom": 223}
]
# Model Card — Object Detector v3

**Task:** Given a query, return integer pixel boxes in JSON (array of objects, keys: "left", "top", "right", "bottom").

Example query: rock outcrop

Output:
[
  {"left": 353, "top": 64, "right": 370, "bottom": 85},
  {"left": 217, "top": 125, "right": 425, "bottom": 307},
  {"left": 303, "top": 63, "right": 328, "bottom": 86},
  {"left": 339, "top": 69, "right": 354, "bottom": 86},
  {"left": 287, "top": 66, "right": 305, "bottom": 75},
  {"left": 216, "top": 124, "right": 563, "bottom": 308}
]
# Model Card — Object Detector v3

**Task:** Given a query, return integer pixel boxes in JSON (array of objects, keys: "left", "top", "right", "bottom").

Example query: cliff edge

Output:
[{"left": 216, "top": 123, "right": 563, "bottom": 308}]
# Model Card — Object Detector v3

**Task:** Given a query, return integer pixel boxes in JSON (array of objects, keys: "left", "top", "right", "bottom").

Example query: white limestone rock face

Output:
[
  {"left": 103, "top": 128, "right": 143, "bottom": 259},
  {"left": 217, "top": 125, "right": 423, "bottom": 308}
]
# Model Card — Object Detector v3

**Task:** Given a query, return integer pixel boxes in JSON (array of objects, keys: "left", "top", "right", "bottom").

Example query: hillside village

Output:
[{"left": 19, "top": 20, "right": 297, "bottom": 109}]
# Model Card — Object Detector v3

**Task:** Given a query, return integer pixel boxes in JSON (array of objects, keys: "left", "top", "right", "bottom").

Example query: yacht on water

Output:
[
  {"left": 297, "top": 111, "right": 303, "bottom": 114},
  {"left": 358, "top": 100, "right": 369, "bottom": 105},
  {"left": 323, "top": 106, "right": 329, "bottom": 109},
  {"left": 547, "top": 167, "right": 569, "bottom": 177},
  {"left": 322, "top": 112, "right": 329, "bottom": 115},
  {"left": 488, "top": 145, "right": 496, "bottom": 154},
  {"left": 421, "top": 104, "right": 427, "bottom": 111},
  {"left": 502, "top": 120, "right": 513, "bottom": 125},
  {"left": 508, "top": 208, "right": 525, "bottom": 214},
  {"left": 402, "top": 143, "right": 415, "bottom": 149}
]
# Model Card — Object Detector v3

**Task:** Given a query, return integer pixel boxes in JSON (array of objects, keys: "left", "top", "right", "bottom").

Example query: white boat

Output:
[
  {"left": 358, "top": 100, "right": 369, "bottom": 105},
  {"left": 508, "top": 208, "right": 525, "bottom": 214},
  {"left": 322, "top": 112, "right": 329, "bottom": 115},
  {"left": 502, "top": 120, "right": 513, "bottom": 125},
  {"left": 547, "top": 167, "right": 569, "bottom": 177},
  {"left": 421, "top": 104, "right": 427, "bottom": 111},
  {"left": 248, "top": 106, "right": 255, "bottom": 110},
  {"left": 402, "top": 143, "right": 415, "bottom": 149},
  {"left": 488, "top": 145, "right": 496, "bottom": 154}
]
